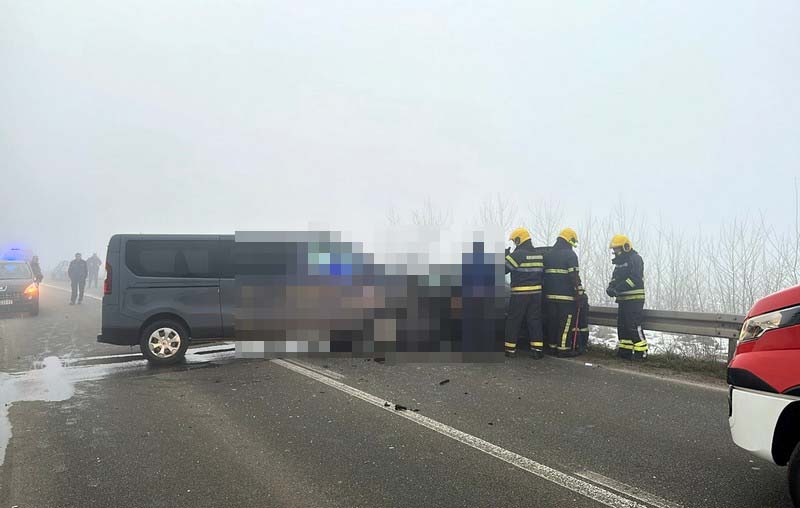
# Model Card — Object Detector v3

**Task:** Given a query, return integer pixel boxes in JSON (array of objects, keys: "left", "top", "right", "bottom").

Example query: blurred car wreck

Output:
[{"left": 233, "top": 231, "right": 507, "bottom": 363}]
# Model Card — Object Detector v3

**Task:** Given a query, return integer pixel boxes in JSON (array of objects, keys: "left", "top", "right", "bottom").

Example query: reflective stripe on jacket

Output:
[
  {"left": 608, "top": 250, "right": 645, "bottom": 303},
  {"left": 543, "top": 238, "right": 580, "bottom": 302},
  {"left": 505, "top": 240, "right": 544, "bottom": 294}
]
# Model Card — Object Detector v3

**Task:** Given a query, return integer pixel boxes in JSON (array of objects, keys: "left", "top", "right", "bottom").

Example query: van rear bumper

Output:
[{"left": 97, "top": 328, "right": 138, "bottom": 345}]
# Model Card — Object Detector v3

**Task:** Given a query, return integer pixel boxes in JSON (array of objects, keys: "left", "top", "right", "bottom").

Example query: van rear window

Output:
[{"left": 125, "top": 240, "right": 216, "bottom": 278}]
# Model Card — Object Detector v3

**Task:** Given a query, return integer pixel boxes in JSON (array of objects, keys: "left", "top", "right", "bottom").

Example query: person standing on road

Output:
[
  {"left": 68, "top": 252, "right": 88, "bottom": 305},
  {"left": 504, "top": 227, "right": 545, "bottom": 358},
  {"left": 87, "top": 253, "right": 102, "bottom": 288},
  {"left": 606, "top": 235, "right": 648, "bottom": 360},
  {"left": 543, "top": 228, "right": 582, "bottom": 356},
  {"left": 462, "top": 240, "right": 501, "bottom": 357},
  {"left": 30, "top": 255, "right": 44, "bottom": 284}
]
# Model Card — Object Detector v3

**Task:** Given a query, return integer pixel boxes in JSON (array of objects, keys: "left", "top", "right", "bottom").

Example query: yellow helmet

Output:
[
  {"left": 559, "top": 228, "right": 578, "bottom": 247},
  {"left": 508, "top": 227, "right": 531, "bottom": 246},
  {"left": 609, "top": 234, "right": 632, "bottom": 252}
]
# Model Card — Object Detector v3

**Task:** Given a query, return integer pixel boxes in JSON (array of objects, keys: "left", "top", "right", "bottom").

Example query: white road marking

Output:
[
  {"left": 42, "top": 283, "right": 102, "bottom": 301},
  {"left": 189, "top": 344, "right": 237, "bottom": 355},
  {"left": 67, "top": 344, "right": 236, "bottom": 364},
  {"left": 66, "top": 352, "right": 142, "bottom": 363},
  {"left": 284, "top": 358, "right": 345, "bottom": 380},
  {"left": 576, "top": 471, "right": 684, "bottom": 508},
  {"left": 272, "top": 358, "right": 654, "bottom": 508}
]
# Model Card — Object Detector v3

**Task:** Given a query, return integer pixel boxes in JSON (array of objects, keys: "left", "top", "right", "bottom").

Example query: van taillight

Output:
[{"left": 104, "top": 262, "right": 112, "bottom": 295}]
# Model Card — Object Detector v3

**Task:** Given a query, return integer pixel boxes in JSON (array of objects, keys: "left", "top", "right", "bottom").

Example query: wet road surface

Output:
[{"left": 0, "top": 284, "right": 792, "bottom": 507}]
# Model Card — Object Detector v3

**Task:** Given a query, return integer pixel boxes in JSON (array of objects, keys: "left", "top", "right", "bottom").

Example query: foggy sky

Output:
[{"left": 2, "top": 1, "right": 799, "bottom": 266}]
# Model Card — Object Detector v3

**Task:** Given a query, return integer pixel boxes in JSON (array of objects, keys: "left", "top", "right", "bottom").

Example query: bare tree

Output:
[
  {"left": 527, "top": 199, "right": 564, "bottom": 246},
  {"left": 386, "top": 206, "right": 403, "bottom": 226},
  {"left": 705, "top": 217, "right": 768, "bottom": 314},
  {"left": 388, "top": 187, "right": 800, "bottom": 326},
  {"left": 576, "top": 210, "right": 615, "bottom": 306},
  {"left": 765, "top": 178, "right": 800, "bottom": 288},
  {"left": 411, "top": 198, "right": 453, "bottom": 228},
  {"left": 477, "top": 194, "right": 517, "bottom": 234}
]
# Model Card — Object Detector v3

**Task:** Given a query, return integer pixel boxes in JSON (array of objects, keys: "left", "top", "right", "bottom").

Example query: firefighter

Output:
[
  {"left": 606, "top": 235, "right": 647, "bottom": 360},
  {"left": 543, "top": 228, "right": 582, "bottom": 356},
  {"left": 504, "top": 227, "right": 544, "bottom": 358}
]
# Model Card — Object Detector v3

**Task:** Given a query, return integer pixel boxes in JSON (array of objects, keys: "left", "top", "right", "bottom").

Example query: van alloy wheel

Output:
[{"left": 148, "top": 327, "right": 182, "bottom": 358}]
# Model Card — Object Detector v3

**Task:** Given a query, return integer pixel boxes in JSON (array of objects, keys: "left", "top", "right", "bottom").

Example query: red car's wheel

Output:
[{"left": 790, "top": 441, "right": 800, "bottom": 508}]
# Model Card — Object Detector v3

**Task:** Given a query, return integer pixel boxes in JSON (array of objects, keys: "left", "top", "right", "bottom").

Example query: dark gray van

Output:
[
  {"left": 99, "top": 233, "right": 503, "bottom": 364},
  {"left": 98, "top": 234, "right": 236, "bottom": 364}
]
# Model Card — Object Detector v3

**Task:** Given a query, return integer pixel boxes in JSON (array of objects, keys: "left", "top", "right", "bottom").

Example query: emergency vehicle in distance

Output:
[
  {"left": 0, "top": 260, "right": 40, "bottom": 316},
  {"left": 728, "top": 284, "right": 800, "bottom": 507}
]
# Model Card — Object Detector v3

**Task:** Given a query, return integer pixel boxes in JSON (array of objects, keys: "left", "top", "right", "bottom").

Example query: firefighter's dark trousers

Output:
[
  {"left": 504, "top": 293, "right": 543, "bottom": 353},
  {"left": 545, "top": 301, "right": 578, "bottom": 355},
  {"left": 617, "top": 300, "right": 648, "bottom": 359}
]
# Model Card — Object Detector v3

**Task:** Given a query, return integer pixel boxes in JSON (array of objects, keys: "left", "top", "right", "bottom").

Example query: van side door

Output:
[
  {"left": 123, "top": 239, "right": 222, "bottom": 339},
  {"left": 217, "top": 236, "right": 236, "bottom": 339}
]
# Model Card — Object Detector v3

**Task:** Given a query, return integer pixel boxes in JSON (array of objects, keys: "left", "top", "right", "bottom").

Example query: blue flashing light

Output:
[{"left": 2, "top": 245, "right": 33, "bottom": 262}]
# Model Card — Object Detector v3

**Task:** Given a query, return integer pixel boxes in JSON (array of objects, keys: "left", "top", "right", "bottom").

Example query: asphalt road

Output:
[{"left": 0, "top": 284, "right": 792, "bottom": 508}]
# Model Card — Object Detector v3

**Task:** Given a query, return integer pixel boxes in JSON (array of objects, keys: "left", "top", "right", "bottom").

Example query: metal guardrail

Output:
[{"left": 587, "top": 306, "right": 746, "bottom": 361}]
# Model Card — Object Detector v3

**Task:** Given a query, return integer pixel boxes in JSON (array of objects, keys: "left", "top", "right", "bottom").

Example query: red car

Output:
[{"left": 728, "top": 284, "right": 800, "bottom": 506}]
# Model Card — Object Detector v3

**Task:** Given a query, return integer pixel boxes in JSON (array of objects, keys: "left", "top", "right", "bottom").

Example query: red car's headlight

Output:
[{"left": 739, "top": 304, "right": 800, "bottom": 342}]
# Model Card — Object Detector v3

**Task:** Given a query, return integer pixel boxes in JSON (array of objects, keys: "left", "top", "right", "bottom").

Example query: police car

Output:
[{"left": 0, "top": 260, "right": 40, "bottom": 316}]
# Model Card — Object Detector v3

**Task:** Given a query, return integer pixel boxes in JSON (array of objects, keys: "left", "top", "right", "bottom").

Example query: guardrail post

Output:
[{"left": 727, "top": 338, "right": 736, "bottom": 363}]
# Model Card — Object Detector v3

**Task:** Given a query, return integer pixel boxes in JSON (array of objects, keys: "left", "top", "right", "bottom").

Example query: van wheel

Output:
[
  {"left": 789, "top": 441, "right": 800, "bottom": 507},
  {"left": 140, "top": 320, "right": 189, "bottom": 365}
]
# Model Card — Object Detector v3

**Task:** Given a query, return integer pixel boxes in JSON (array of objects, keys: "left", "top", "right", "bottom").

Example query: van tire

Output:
[
  {"left": 790, "top": 441, "right": 800, "bottom": 507},
  {"left": 140, "top": 320, "right": 190, "bottom": 365}
]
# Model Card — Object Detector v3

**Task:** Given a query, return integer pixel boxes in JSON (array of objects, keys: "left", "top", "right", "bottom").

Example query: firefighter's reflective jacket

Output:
[
  {"left": 543, "top": 237, "right": 580, "bottom": 303},
  {"left": 504, "top": 240, "right": 544, "bottom": 295},
  {"left": 607, "top": 250, "right": 645, "bottom": 303}
]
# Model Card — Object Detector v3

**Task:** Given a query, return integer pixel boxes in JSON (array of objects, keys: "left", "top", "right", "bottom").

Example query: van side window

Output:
[
  {"left": 182, "top": 248, "right": 210, "bottom": 275},
  {"left": 217, "top": 240, "right": 234, "bottom": 278},
  {"left": 136, "top": 248, "right": 176, "bottom": 276},
  {"left": 126, "top": 241, "right": 216, "bottom": 278}
]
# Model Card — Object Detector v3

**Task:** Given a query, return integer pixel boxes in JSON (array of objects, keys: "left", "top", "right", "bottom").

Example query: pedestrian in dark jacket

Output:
[
  {"left": 30, "top": 256, "right": 44, "bottom": 284},
  {"left": 462, "top": 241, "right": 501, "bottom": 356},
  {"left": 87, "top": 253, "right": 102, "bottom": 288},
  {"left": 68, "top": 252, "right": 88, "bottom": 305}
]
